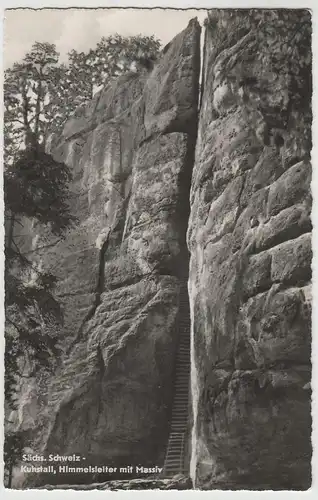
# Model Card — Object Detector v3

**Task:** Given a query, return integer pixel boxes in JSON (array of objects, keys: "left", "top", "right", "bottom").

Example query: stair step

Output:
[
  {"left": 165, "top": 457, "right": 183, "bottom": 469},
  {"left": 163, "top": 464, "right": 183, "bottom": 470},
  {"left": 164, "top": 464, "right": 184, "bottom": 468},
  {"left": 164, "top": 460, "right": 183, "bottom": 465}
]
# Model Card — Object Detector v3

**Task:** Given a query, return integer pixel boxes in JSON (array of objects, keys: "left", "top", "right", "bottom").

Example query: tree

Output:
[
  {"left": 4, "top": 42, "right": 60, "bottom": 160},
  {"left": 4, "top": 144, "right": 75, "bottom": 488},
  {"left": 4, "top": 430, "right": 26, "bottom": 488},
  {"left": 5, "top": 35, "right": 161, "bottom": 147},
  {"left": 94, "top": 33, "right": 161, "bottom": 81},
  {"left": 47, "top": 34, "right": 161, "bottom": 135}
]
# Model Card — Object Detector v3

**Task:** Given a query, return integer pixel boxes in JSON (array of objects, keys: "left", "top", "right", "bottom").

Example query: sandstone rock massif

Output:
[
  {"left": 189, "top": 9, "right": 312, "bottom": 490},
  {"left": 11, "top": 9, "right": 312, "bottom": 491},
  {"left": 16, "top": 18, "right": 201, "bottom": 488}
]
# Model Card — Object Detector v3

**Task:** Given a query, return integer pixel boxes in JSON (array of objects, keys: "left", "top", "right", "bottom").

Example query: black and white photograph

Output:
[{"left": 2, "top": 5, "right": 313, "bottom": 491}]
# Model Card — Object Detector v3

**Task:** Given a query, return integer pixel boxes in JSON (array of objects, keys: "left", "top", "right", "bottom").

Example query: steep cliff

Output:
[
  {"left": 189, "top": 9, "right": 312, "bottom": 490},
  {"left": 17, "top": 18, "right": 201, "bottom": 487}
]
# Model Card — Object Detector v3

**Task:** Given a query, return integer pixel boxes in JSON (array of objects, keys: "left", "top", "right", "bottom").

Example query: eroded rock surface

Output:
[
  {"left": 189, "top": 9, "right": 312, "bottom": 490},
  {"left": 16, "top": 18, "right": 200, "bottom": 488}
]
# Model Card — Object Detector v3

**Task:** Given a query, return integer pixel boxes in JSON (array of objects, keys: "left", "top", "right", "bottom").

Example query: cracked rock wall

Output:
[
  {"left": 188, "top": 10, "right": 312, "bottom": 490},
  {"left": 18, "top": 19, "right": 200, "bottom": 487}
]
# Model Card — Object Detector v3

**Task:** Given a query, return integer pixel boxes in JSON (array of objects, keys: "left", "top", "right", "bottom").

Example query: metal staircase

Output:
[{"left": 162, "top": 283, "right": 190, "bottom": 477}]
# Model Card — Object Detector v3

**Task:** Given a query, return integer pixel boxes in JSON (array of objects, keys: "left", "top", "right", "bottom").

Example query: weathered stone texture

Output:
[
  {"left": 188, "top": 9, "right": 312, "bottom": 490},
  {"left": 16, "top": 19, "right": 200, "bottom": 488}
]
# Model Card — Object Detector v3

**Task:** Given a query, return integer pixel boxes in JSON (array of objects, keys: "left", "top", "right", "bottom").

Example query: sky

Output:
[{"left": 4, "top": 8, "right": 207, "bottom": 68}]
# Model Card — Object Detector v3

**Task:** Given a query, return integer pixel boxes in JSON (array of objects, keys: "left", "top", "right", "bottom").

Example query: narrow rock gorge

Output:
[{"left": 11, "top": 9, "right": 312, "bottom": 490}]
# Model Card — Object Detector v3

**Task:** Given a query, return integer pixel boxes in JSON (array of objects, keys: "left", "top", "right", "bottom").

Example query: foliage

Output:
[
  {"left": 4, "top": 42, "right": 60, "bottom": 161},
  {"left": 5, "top": 148, "right": 74, "bottom": 234},
  {"left": 3, "top": 146, "right": 74, "bottom": 483},
  {"left": 4, "top": 35, "right": 161, "bottom": 150},
  {"left": 48, "top": 34, "right": 161, "bottom": 134},
  {"left": 4, "top": 430, "right": 29, "bottom": 487},
  {"left": 4, "top": 145, "right": 75, "bottom": 406}
]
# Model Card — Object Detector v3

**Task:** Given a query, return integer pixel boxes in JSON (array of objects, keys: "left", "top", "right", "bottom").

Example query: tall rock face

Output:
[
  {"left": 188, "top": 10, "right": 312, "bottom": 490},
  {"left": 18, "top": 19, "right": 201, "bottom": 487}
]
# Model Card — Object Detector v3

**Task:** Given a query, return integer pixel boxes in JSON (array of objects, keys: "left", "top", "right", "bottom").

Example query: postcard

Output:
[{"left": 3, "top": 5, "right": 312, "bottom": 492}]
